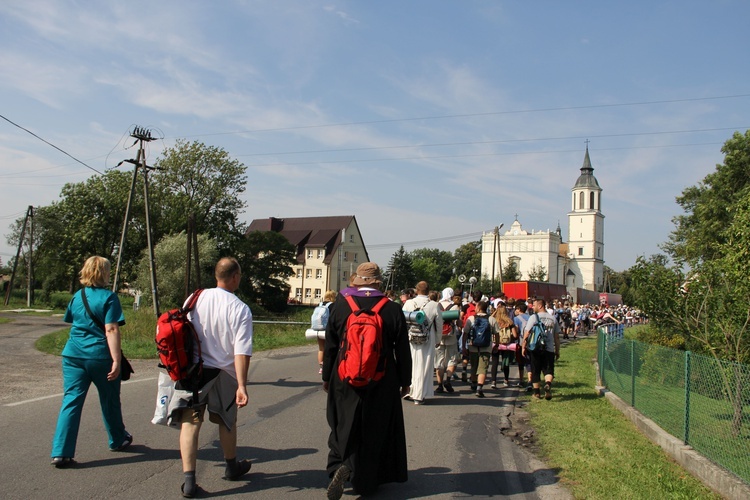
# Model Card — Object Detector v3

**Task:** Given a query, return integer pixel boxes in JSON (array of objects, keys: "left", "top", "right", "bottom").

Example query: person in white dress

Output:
[{"left": 402, "top": 281, "right": 443, "bottom": 405}]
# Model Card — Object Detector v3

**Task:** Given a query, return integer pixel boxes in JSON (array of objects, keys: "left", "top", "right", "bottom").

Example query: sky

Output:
[{"left": 1, "top": 1, "right": 749, "bottom": 274}]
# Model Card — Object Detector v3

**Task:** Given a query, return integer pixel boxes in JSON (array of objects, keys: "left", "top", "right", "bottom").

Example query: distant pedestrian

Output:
[
  {"left": 462, "top": 301, "right": 498, "bottom": 398},
  {"left": 402, "top": 281, "right": 442, "bottom": 404},
  {"left": 522, "top": 298, "right": 561, "bottom": 400}
]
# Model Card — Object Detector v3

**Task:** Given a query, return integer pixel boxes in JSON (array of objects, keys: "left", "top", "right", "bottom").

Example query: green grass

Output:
[
  {"left": 525, "top": 336, "right": 720, "bottom": 499},
  {"left": 35, "top": 304, "right": 317, "bottom": 358}
]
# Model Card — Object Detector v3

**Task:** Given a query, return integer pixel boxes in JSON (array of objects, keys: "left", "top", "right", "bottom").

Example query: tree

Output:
[
  {"left": 237, "top": 230, "right": 296, "bottom": 312},
  {"left": 452, "top": 240, "right": 481, "bottom": 278},
  {"left": 527, "top": 264, "right": 547, "bottom": 282},
  {"left": 665, "top": 130, "right": 750, "bottom": 267},
  {"left": 154, "top": 140, "right": 247, "bottom": 252},
  {"left": 410, "top": 248, "right": 454, "bottom": 290},
  {"left": 134, "top": 232, "right": 218, "bottom": 311},
  {"left": 6, "top": 170, "right": 143, "bottom": 292},
  {"left": 501, "top": 257, "right": 522, "bottom": 282},
  {"left": 384, "top": 246, "right": 417, "bottom": 291}
]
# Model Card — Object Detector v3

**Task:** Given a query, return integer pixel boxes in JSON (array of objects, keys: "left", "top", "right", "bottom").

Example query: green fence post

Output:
[
  {"left": 684, "top": 350, "right": 691, "bottom": 445},
  {"left": 631, "top": 340, "right": 636, "bottom": 407}
]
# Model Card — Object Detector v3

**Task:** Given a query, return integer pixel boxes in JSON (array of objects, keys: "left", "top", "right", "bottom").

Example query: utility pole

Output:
[
  {"left": 112, "top": 126, "right": 161, "bottom": 316},
  {"left": 4, "top": 205, "right": 33, "bottom": 306}
]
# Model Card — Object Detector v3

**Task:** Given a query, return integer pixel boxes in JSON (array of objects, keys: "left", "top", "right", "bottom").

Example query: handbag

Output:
[
  {"left": 151, "top": 371, "right": 176, "bottom": 426},
  {"left": 80, "top": 288, "right": 134, "bottom": 381}
]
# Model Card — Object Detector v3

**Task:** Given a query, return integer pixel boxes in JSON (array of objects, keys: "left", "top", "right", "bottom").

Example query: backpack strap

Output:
[
  {"left": 184, "top": 288, "right": 204, "bottom": 312},
  {"left": 344, "top": 295, "right": 360, "bottom": 313},
  {"left": 345, "top": 295, "right": 388, "bottom": 314},
  {"left": 80, "top": 288, "right": 105, "bottom": 332}
]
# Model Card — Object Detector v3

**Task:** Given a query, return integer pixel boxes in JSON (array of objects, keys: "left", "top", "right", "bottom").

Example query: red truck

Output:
[{"left": 502, "top": 281, "right": 569, "bottom": 303}]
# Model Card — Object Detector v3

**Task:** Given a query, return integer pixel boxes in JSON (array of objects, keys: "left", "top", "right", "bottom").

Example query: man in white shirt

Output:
[{"left": 178, "top": 257, "right": 254, "bottom": 497}]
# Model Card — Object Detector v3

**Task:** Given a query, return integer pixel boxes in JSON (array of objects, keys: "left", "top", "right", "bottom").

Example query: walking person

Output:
[
  {"left": 170, "top": 257, "right": 254, "bottom": 497},
  {"left": 51, "top": 256, "right": 132, "bottom": 468},
  {"left": 490, "top": 305, "right": 518, "bottom": 388},
  {"left": 435, "top": 287, "right": 459, "bottom": 394},
  {"left": 323, "top": 262, "right": 411, "bottom": 499},
  {"left": 311, "top": 290, "right": 337, "bottom": 374},
  {"left": 522, "top": 298, "right": 561, "bottom": 400},
  {"left": 402, "top": 281, "right": 442, "bottom": 404},
  {"left": 462, "top": 301, "right": 498, "bottom": 398}
]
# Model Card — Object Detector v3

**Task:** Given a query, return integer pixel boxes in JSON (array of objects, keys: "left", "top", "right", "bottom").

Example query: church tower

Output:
[{"left": 567, "top": 146, "right": 604, "bottom": 291}]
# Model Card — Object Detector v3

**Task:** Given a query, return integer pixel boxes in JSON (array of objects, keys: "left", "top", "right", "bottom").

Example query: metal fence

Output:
[{"left": 597, "top": 330, "right": 750, "bottom": 485}]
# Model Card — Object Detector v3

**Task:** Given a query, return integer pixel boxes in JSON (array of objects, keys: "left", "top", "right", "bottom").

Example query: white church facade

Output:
[{"left": 480, "top": 147, "right": 605, "bottom": 296}]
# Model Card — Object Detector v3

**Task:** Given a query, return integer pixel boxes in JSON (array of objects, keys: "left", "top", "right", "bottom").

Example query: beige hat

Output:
[{"left": 351, "top": 262, "right": 383, "bottom": 286}]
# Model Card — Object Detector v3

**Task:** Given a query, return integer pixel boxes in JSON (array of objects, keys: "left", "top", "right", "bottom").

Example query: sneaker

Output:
[
  {"left": 526, "top": 383, "right": 533, "bottom": 392},
  {"left": 544, "top": 384, "right": 552, "bottom": 400},
  {"left": 444, "top": 381, "right": 455, "bottom": 393},
  {"left": 435, "top": 385, "right": 445, "bottom": 394},
  {"left": 51, "top": 457, "right": 76, "bottom": 468},
  {"left": 110, "top": 432, "right": 133, "bottom": 452},
  {"left": 532, "top": 393, "right": 542, "bottom": 400},
  {"left": 475, "top": 390, "right": 485, "bottom": 398},
  {"left": 503, "top": 380, "right": 510, "bottom": 387},
  {"left": 490, "top": 382, "right": 497, "bottom": 389},
  {"left": 327, "top": 464, "right": 351, "bottom": 500}
]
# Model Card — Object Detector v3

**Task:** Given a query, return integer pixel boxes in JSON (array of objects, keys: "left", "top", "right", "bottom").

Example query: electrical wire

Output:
[{"left": 0, "top": 113, "right": 103, "bottom": 175}]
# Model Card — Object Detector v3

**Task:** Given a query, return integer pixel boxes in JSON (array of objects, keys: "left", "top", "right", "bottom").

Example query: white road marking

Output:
[{"left": 3, "top": 376, "right": 157, "bottom": 407}]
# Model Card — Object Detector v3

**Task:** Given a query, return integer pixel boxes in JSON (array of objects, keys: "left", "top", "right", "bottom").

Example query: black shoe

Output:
[
  {"left": 470, "top": 385, "right": 477, "bottom": 392},
  {"left": 51, "top": 457, "right": 76, "bottom": 468},
  {"left": 544, "top": 383, "right": 552, "bottom": 400},
  {"left": 327, "top": 464, "right": 351, "bottom": 500},
  {"left": 475, "top": 390, "right": 485, "bottom": 398},
  {"left": 435, "top": 385, "right": 445, "bottom": 393},
  {"left": 181, "top": 482, "right": 202, "bottom": 498},
  {"left": 110, "top": 432, "right": 133, "bottom": 451},
  {"left": 224, "top": 459, "right": 252, "bottom": 481},
  {"left": 444, "top": 381, "right": 455, "bottom": 393}
]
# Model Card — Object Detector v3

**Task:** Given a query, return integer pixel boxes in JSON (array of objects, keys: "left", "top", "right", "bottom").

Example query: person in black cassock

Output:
[{"left": 323, "top": 262, "right": 412, "bottom": 499}]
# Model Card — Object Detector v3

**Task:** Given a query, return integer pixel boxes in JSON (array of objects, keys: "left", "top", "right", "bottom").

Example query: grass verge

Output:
[{"left": 523, "top": 335, "right": 720, "bottom": 499}]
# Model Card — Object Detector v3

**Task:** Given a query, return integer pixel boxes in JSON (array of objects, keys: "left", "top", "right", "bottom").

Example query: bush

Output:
[{"left": 49, "top": 292, "right": 74, "bottom": 310}]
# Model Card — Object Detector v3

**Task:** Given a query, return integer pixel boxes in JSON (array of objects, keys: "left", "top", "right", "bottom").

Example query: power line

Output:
[
  {"left": 245, "top": 141, "right": 723, "bottom": 168},
  {"left": 180, "top": 93, "right": 750, "bottom": 138},
  {"left": 0, "top": 113, "right": 103, "bottom": 175},
  {"left": 368, "top": 232, "right": 484, "bottom": 250},
  {"left": 236, "top": 126, "right": 748, "bottom": 158}
]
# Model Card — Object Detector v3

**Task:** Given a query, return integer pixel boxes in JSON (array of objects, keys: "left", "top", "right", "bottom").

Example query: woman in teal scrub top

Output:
[{"left": 50, "top": 256, "right": 132, "bottom": 467}]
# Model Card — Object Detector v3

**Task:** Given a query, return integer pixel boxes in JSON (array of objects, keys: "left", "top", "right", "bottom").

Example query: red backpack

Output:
[
  {"left": 156, "top": 289, "right": 204, "bottom": 390},
  {"left": 337, "top": 296, "right": 389, "bottom": 388}
]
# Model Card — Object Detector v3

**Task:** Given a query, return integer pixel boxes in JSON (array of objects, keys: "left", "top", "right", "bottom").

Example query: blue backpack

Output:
[
  {"left": 471, "top": 315, "right": 492, "bottom": 348},
  {"left": 527, "top": 313, "right": 548, "bottom": 351}
]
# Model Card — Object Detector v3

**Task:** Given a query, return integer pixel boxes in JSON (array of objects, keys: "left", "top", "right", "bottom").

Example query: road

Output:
[{"left": 0, "top": 312, "right": 571, "bottom": 499}]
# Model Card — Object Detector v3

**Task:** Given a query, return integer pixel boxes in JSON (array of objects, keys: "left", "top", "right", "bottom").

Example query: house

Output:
[{"left": 246, "top": 216, "right": 369, "bottom": 305}]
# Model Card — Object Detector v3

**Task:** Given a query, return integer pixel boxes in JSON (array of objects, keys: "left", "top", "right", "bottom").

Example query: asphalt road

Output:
[{"left": 0, "top": 312, "right": 571, "bottom": 499}]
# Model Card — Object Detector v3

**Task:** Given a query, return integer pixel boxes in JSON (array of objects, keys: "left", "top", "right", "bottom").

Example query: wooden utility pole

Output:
[{"left": 4, "top": 206, "right": 33, "bottom": 306}]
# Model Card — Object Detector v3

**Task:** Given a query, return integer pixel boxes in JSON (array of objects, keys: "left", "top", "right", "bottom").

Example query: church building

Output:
[{"left": 480, "top": 147, "right": 605, "bottom": 298}]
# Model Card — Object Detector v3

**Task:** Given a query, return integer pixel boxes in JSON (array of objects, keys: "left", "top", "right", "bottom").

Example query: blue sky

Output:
[{"left": 1, "top": 1, "right": 748, "bottom": 273}]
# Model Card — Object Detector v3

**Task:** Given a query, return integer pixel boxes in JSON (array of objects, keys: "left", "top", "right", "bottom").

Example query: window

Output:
[
  {"left": 306, "top": 269, "right": 312, "bottom": 279},
  {"left": 305, "top": 288, "right": 312, "bottom": 298},
  {"left": 350, "top": 234, "right": 354, "bottom": 243},
  {"left": 353, "top": 253, "right": 358, "bottom": 263},
  {"left": 579, "top": 192, "right": 584, "bottom": 209},
  {"left": 590, "top": 192, "right": 595, "bottom": 210},
  {"left": 598, "top": 247, "right": 601, "bottom": 257},
  {"left": 342, "top": 271, "right": 348, "bottom": 282},
  {"left": 307, "top": 249, "right": 313, "bottom": 259},
  {"left": 295, "top": 288, "right": 302, "bottom": 298},
  {"left": 314, "top": 289, "right": 322, "bottom": 299},
  {"left": 343, "top": 251, "right": 348, "bottom": 261},
  {"left": 296, "top": 268, "right": 302, "bottom": 279},
  {"left": 578, "top": 247, "right": 584, "bottom": 256},
  {"left": 597, "top": 192, "right": 601, "bottom": 210},
  {"left": 316, "top": 269, "right": 322, "bottom": 279},
  {"left": 317, "top": 249, "right": 323, "bottom": 259}
]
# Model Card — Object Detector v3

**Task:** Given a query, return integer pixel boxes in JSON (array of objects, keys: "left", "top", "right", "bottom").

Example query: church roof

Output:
[{"left": 573, "top": 147, "right": 601, "bottom": 190}]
